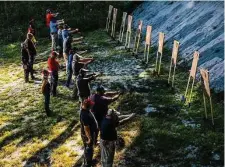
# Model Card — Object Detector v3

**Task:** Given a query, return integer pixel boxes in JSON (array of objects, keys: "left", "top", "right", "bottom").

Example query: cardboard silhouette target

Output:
[
  {"left": 184, "top": 51, "right": 199, "bottom": 104},
  {"left": 143, "top": 25, "right": 152, "bottom": 63},
  {"left": 119, "top": 12, "right": 127, "bottom": 43},
  {"left": 106, "top": 5, "right": 113, "bottom": 32},
  {"left": 155, "top": 32, "right": 165, "bottom": 75},
  {"left": 133, "top": 20, "right": 143, "bottom": 54},
  {"left": 125, "top": 15, "right": 132, "bottom": 49},
  {"left": 200, "top": 69, "right": 214, "bottom": 125},
  {"left": 168, "top": 40, "right": 179, "bottom": 87},
  {"left": 111, "top": 8, "right": 117, "bottom": 38}
]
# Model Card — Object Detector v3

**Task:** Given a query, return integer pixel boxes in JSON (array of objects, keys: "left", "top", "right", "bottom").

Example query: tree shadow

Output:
[{"left": 23, "top": 119, "right": 79, "bottom": 167}]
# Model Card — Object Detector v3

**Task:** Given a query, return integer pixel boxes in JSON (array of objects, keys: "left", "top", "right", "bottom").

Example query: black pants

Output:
[
  {"left": 81, "top": 134, "right": 95, "bottom": 167},
  {"left": 29, "top": 56, "right": 35, "bottom": 79},
  {"left": 24, "top": 67, "right": 29, "bottom": 82},
  {"left": 66, "top": 67, "right": 72, "bottom": 87},
  {"left": 44, "top": 93, "right": 51, "bottom": 116},
  {"left": 72, "top": 77, "right": 78, "bottom": 98},
  {"left": 50, "top": 71, "right": 58, "bottom": 96}
]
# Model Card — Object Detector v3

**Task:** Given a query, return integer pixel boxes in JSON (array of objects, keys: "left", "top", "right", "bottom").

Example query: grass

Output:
[{"left": 0, "top": 29, "right": 224, "bottom": 167}]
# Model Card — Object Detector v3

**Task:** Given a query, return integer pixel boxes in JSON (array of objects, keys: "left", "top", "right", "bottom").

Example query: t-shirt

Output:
[
  {"left": 62, "top": 29, "right": 69, "bottom": 41},
  {"left": 91, "top": 94, "right": 112, "bottom": 123},
  {"left": 46, "top": 13, "right": 54, "bottom": 27},
  {"left": 72, "top": 54, "right": 84, "bottom": 76},
  {"left": 48, "top": 57, "right": 59, "bottom": 72},
  {"left": 76, "top": 75, "right": 93, "bottom": 97},
  {"left": 80, "top": 109, "right": 97, "bottom": 137},
  {"left": 58, "top": 29, "right": 62, "bottom": 40},
  {"left": 63, "top": 36, "right": 72, "bottom": 54},
  {"left": 24, "top": 39, "right": 36, "bottom": 56},
  {"left": 100, "top": 117, "right": 117, "bottom": 141},
  {"left": 50, "top": 21, "right": 57, "bottom": 34}
]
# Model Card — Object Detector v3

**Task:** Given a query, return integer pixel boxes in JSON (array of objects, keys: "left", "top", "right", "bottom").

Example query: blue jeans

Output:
[{"left": 66, "top": 67, "right": 72, "bottom": 87}]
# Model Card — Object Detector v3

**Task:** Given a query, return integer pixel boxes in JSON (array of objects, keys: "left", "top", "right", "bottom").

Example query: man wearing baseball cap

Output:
[
  {"left": 90, "top": 86, "right": 120, "bottom": 144},
  {"left": 80, "top": 98, "right": 98, "bottom": 167},
  {"left": 47, "top": 51, "right": 60, "bottom": 96}
]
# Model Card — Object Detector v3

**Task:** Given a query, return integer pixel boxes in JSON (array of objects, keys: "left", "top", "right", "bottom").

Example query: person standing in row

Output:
[
  {"left": 80, "top": 98, "right": 98, "bottom": 167},
  {"left": 100, "top": 109, "right": 119, "bottom": 167},
  {"left": 41, "top": 69, "right": 52, "bottom": 116},
  {"left": 24, "top": 33, "right": 36, "bottom": 80},
  {"left": 46, "top": 9, "right": 59, "bottom": 28},
  {"left": 48, "top": 51, "right": 60, "bottom": 96},
  {"left": 76, "top": 68, "right": 98, "bottom": 103},
  {"left": 70, "top": 48, "right": 94, "bottom": 95},
  {"left": 21, "top": 42, "right": 30, "bottom": 83},
  {"left": 57, "top": 25, "right": 63, "bottom": 57},
  {"left": 91, "top": 86, "right": 120, "bottom": 144},
  {"left": 62, "top": 24, "right": 79, "bottom": 71}
]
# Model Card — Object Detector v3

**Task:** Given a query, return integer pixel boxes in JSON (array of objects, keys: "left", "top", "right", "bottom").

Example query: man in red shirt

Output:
[
  {"left": 46, "top": 9, "right": 57, "bottom": 27},
  {"left": 48, "top": 51, "right": 60, "bottom": 96}
]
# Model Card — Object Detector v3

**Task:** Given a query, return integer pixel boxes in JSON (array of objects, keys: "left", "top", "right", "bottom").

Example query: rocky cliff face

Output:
[{"left": 132, "top": 1, "right": 224, "bottom": 92}]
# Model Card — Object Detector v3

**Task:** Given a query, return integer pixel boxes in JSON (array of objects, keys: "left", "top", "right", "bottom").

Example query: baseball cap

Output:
[
  {"left": 83, "top": 98, "right": 95, "bottom": 106},
  {"left": 96, "top": 86, "right": 105, "bottom": 93}
]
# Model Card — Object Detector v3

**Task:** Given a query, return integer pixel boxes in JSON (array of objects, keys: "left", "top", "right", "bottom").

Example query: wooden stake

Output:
[
  {"left": 188, "top": 78, "right": 195, "bottom": 103},
  {"left": 128, "top": 31, "right": 131, "bottom": 48},
  {"left": 146, "top": 45, "right": 150, "bottom": 63},
  {"left": 155, "top": 52, "right": 159, "bottom": 71},
  {"left": 203, "top": 92, "right": 208, "bottom": 119},
  {"left": 209, "top": 96, "right": 214, "bottom": 125},
  {"left": 136, "top": 35, "right": 141, "bottom": 53},
  {"left": 125, "top": 31, "right": 128, "bottom": 47},
  {"left": 168, "top": 58, "right": 173, "bottom": 84},
  {"left": 185, "top": 75, "right": 191, "bottom": 97},
  {"left": 133, "top": 34, "right": 137, "bottom": 52},
  {"left": 172, "top": 64, "right": 176, "bottom": 87},
  {"left": 158, "top": 52, "right": 163, "bottom": 75},
  {"left": 144, "top": 44, "right": 147, "bottom": 61}
]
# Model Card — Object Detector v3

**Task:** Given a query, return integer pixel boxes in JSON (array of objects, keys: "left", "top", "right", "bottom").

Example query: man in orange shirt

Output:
[{"left": 48, "top": 51, "right": 60, "bottom": 96}]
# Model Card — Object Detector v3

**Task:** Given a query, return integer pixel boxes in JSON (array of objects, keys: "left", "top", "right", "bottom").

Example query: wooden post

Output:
[
  {"left": 146, "top": 44, "right": 150, "bottom": 63},
  {"left": 158, "top": 52, "right": 163, "bottom": 75},
  {"left": 155, "top": 52, "right": 159, "bottom": 71},
  {"left": 119, "top": 12, "right": 127, "bottom": 42},
  {"left": 133, "top": 34, "right": 137, "bottom": 52},
  {"left": 172, "top": 64, "right": 176, "bottom": 87},
  {"left": 157, "top": 32, "right": 165, "bottom": 75},
  {"left": 143, "top": 44, "right": 147, "bottom": 61},
  {"left": 203, "top": 92, "right": 208, "bottom": 119},
  {"left": 188, "top": 78, "right": 195, "bottom": 103},
  {"left": 133, "top": 20, "right": 143, "bottom": 54},
  {"left": 106, "top": 5, "right": 113, "bottom": 32},
  {"left": 111, "top": 8, "right": 117, "bottom": 38},
  {"left": 168, "top": 40, "right": 179, "bottom": 85},
  {"left": 209, "top": 96, "right": 214, "bottom": 125},
  {"left": 185, "top": 75, "right": 191, "bottom": 97},
  {"left": 136, "top": 34, "right": 141, "bottom": 53},
  {"left": 168, "top": 58, "right": 173, "bottom": 84}
]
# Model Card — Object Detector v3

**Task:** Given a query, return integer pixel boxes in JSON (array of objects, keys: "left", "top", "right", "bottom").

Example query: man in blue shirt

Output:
[{"left": 50, "top": 17, "right": 64, "bottom": 51}]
